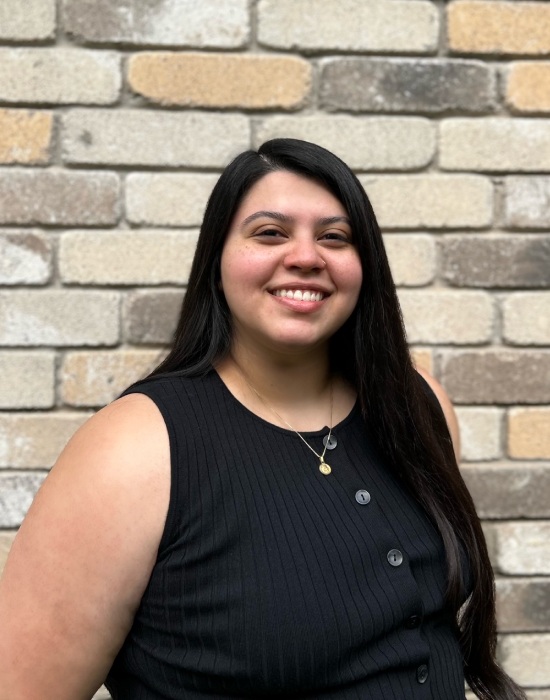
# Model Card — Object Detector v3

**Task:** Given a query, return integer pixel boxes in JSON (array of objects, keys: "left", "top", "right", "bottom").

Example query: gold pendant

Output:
[{"left": 319, "top": 461, "right": 331, "bottom": 475}]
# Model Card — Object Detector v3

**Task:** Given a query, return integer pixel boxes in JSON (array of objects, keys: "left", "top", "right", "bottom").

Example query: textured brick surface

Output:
[
  {"left": 321, "top": 58, "right": 495, "bottom": 114},
  {"left": 383, "top": 235, "right": 435, "bottom": 287},
  {"left": 0, "top": 49, "right": 120, "bottom": 105},
  {"left": 0, "top": 231, "right": 52, "bottom": 285},
  {"left": 0, "top": 472, "right": 46, "bottom": 527},
  {"left": 507, "top": 63, "right": 550, "bottom": 114},
  {"left": 0, "top": 291, "right": 120, "bottom": 346},
  {"left": 448, "top": 1, "right": 550, "bottom": 56},
  {"left": 0, "top": 110, "right": 53, "bottom": 164},
  {"left": 0, "top": 413, "right": 88, "bottom": 469},
  {"left": 496, "top": 578, "right": 550, "bottom": 632},
  {"left": 63, "top": 0, "right": 249, "bottom": 48},
  {"left": 398, "top": 290, "right": 493, "bottom": 344},
  {"left": 455, "top": 407, "right": 502, "bottom": 461},
  {"left": 0, "top": 0, "right": 55, "bottom": 40},
  {"left": 0, "top": 352, "right": 55, "bottom": 409},
  {"left": 442, "top": 236, "right": 550, "bottom": 288},
  {"left": 0, "top": 531, "right": 15, "bottom": 577},
  {"left": 505, "top": 178, "right": 550, "bottom": 229},
  {"left": 59, "top": 230, "right": 199, "bottom": 285},
  {"left": 123, "top": 291, "right": 183, "bottom": 345},
  {"left": 441, "top": 351, "right": 550, "bottom": 404},
  {"left": 258, "top": 0, "right": 438, "bottom": 53},
  {"left": 255, "top": 116, "right": 434, "bottom": 171},
  {"left": 62, "top": 110, "right": 250, "bottom": 167},
  {"left": 499, "top": 634, "right": 550, "bottom": 686},
  {"left": 0, "top": 170, "right": 120, "bottom": 226},
  {"left": 359, "top": 175, "right": 493, "bottom": 229},
  {"left": 126, "top": 173, "right": 219, "bottom": 227},
  {"left": 129, "top": 53, "right": 311, "bottom": 109},
  {"left": 490, "top": 523, "right": 550, "bottom": 576},
  {"left": 440, "top": 119, "right": 550, "bottom": 172},
  {"left": 461, "top": 463, "right": 550, "bottom": 518},
  {"left": 508, "top": 409, "right": 550, "bottom": 460},
  {"left": 503, "top": 294, "right": 550, "bottom": 346}
]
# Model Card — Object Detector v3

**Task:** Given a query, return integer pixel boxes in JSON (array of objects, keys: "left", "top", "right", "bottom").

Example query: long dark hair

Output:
[{"left": 147, "top": 139, "right": 525, "bottom": 699}]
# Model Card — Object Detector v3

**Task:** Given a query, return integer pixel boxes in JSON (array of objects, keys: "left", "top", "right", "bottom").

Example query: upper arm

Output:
[
  {"left": 0, "top": 393, "right": 170, "bottom": 700},
  {"left": 416, "top": 368, "right": 461, "bottom": 462}
]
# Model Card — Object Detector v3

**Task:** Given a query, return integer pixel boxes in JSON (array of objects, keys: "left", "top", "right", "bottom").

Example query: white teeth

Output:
[
  {"left": 303, "top": 291, "right": 311, "bottom": 301},
  {"left": 294, "top": 290, "right": 303, "bottom": 300},
  {"left": 274, "top": 289, "right": 324, "bottom": 301}
]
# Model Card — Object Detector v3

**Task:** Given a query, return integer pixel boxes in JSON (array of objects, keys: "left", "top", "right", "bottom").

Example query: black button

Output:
[
  {"left": 355, "top": 489, "right": 371, "bottom": 505},
  {"left": 323, "top": 434, "right": 337, "bottom": 450},
  {"left": 405, "top": 615, "right": 421, "bottom": 629},
  {"left": 387, "top": 549, "right": 403, "bottom": 567},
  {"left": 417, "top": 664, "right": 429, "bottom": 684}
]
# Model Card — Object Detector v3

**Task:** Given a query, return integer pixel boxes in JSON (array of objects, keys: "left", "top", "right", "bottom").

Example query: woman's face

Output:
[{"left": 220, "top": 170, "right": 363, "bottom": 360}]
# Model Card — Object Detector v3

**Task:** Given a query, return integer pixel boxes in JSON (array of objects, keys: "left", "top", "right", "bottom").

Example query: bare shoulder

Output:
[
  {"left": 0, "top": 391, "right": 170, "bottom": 700},
  {"left": 416, "top": 367, "right": 461, "bottom": 461}
]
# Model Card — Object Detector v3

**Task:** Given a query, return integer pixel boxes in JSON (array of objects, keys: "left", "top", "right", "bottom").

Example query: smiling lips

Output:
[{"left": 272, "top": 289, "right": 326, "bottom": 302}]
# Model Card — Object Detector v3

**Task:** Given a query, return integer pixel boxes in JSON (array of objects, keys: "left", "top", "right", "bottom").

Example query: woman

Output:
[{"left": 0, "top": 139, "right": 524, "bottom": 699}]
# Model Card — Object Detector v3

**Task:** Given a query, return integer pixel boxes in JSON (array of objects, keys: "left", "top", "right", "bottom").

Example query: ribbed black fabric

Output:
[{"left": 105, "top": 371, "right": 467, "bottom": 699}]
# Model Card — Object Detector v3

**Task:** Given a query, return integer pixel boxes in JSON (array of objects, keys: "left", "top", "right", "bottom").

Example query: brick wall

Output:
[{"left": 0, "top": 1, "right": 549, "bottom": 697}]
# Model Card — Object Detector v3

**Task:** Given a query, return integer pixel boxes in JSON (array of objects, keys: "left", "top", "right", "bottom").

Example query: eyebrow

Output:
[{"left": 240, "top": 210, "right": 351, "bottom": 227}]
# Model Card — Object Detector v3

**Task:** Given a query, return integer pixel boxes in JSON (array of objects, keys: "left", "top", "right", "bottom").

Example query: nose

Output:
[{"left": 283, "top": 238, "right": 326, "bottom": 271}]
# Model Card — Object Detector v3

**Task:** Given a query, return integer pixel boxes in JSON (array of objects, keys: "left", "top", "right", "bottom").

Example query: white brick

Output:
[
  {"left": 492, "top": 522, "right": 550, "bottom": 575},
  {"left": 455, "top": 407, "right": 503, "bottom": 461},
  {"left": 499, "top": 634, "right": 550, "bottom": 687},
  {"left": 0, "top": 472, "right": 46, "bottom": 527},
  {"left": 503, "top": 293, "right": 550, "bottom": 345},
  {"left": 505, "top": 177, "right": 550, "bottom": 229},
  {"left": 383, "top": 234, "right": 436, "bottom": 286},
  {"left": 0, "top": 352, "right": 55, "bottom": 409},
  {"left": 0, "top": 231, "right": 52, "bottom": 285},
  {"left": 0, "top": 0, "right": 55, "bottom": 40},
  {"left": 0, "top": 531, "right": 15, "bottom": 577}
]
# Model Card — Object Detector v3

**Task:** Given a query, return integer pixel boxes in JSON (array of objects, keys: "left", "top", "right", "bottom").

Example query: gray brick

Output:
[
  {"left": 505, "top": 177, "right": 550, "bottom": 229},
  {"left": 62, "top": 110, "right": 250, "bottom": 167},
  {"left": 0, "top": 0, "right": 55, "bottom": 41},
  {"left": 0, "top": 352, "right": 55, "bottom": 409},
  {"left": 496, "top": 578, "right": 550, "bottom": 632},
  {"left": 255, "top": 116, "right": 434, "bottom": 171},
  {"left": 442, "top": 236, "right": 550, "bottom": 288},
  {"left": 461, "top": 463, "right": 550, "bottom": 518},
  {"left": 0, "top": 231, "right": 52, "bottom": 285},
  {"left": 321, "top": 59, "right": 496, "bottom": 114},
  {"left": 123, "top": 290, "right": 183, "bottom": 345},
  {"left": 441, "top": 350, "right": 550, "bottom": 404},
  {"left": 258, "top": 0, "right": 438, "bottom": 53},
  {"left": 0, "top": 169, "right": 120, "bottom": 226},
  {"left": 491, "top": 522, "right": 550, "bottom": 576},
  {"left": 0, "top": 49, "right": 120, "bottom": 105},
  {"left": 62, "top": 0, "right": 249, "bottom": 48},
  {"left": 0, "top": 291, "right": 120, "bottom": 346},
  {"left": 0, "top": 472, "right": 45, "bottom": 528}
]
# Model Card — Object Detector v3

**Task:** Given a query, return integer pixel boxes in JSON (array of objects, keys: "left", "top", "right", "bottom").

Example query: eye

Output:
[
  {"left": 319, "top": 231, "right": 352, "bottom": 245},
  {"left": 252, "top": 227, "right": 287, "bottom": 241}
]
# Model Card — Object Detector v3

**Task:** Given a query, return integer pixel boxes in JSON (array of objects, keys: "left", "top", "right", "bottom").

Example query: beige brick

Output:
[
  {"left": 508, "top": 408, "right": 550, "bottom": 460},
  {"left": 255, "top": 116, "right": 435, "bottom": 171},
  {"left": 398, "top": 290, "right": 494, "bottom": 344},
  {"left": 528, "top": 692, "right": 550, "bottom": 700},
  {"left": 455, "top": 407, "right": 503, "bottom": 461},
  {"left": 126, "top": 173, "right": 219, "bottom": 227},
  {"left": 440, "top": 119, "right": 550, "bottom": 172},
  {"left": 129, "top": 53, "right": 311, "bottom": 109},
  {"left": 62, "top": 110, "right": 250, "bottom": 167},
  {"left": 507, "top": 63, "right": 550, "bottom": 114},
  {"left": 0, "top": 0, "right": 55, "bottom": 40},
  {"left": 358, "top": 175, "right": 493, "bottom": 229},
  {"left": 505, "top": 178, "right": 550, "bottom": 229},
  {"left": 499, "top": 634, "right": 550, "bottom": 686},
  {"left": 448, "top": 1, "right": 550, "bottom": 55},
  {"left": 0, "top": 49, "right": 120, "bottom": 105},
  {"left": 0, "top": 352, "right": 55, "bottom": 409},
  {"left": 489, "top": 522, "right": 550, "bottom": 575},
  {"left": 503, "top": 293, "right": 550, "bottom": 346},
  {"left": 0, "top": 169, "right": 120, "bottom": 226},
  {"left": 61, "top": 350, "right": 161, "bottom": 408},
  {"left": 63, "top": 0, "right": 249, "bottom": 48},
  {"left": 123, "top": 291, "right": 183, "bottom": 345},
  {"left": 383, "top": 234, "right": 436, "bottom": 286},
  {"left": 258, "top": 0, "right": 438, "bottom": 53},
  {"left": 496, "top": 578, "right": 550, "bottom": 632},
  {"left": 0, "top": 109, "right": 53, "bottom": 164},
  {"left": 410, "top": 348, "right": 433, "bottom": 375},
  {"left": 59, "top": 230, "right": 199, "bottom": 285},
  {"left": 93, "top": 688, "right": 112, "bottom": 700},
  {"left": 0, "top": 472, "right": 45, "bottom": 527},
  {"left": 0, "top": 291, "right": 120, "bottom": 347},
  {"left": 0, "top": 531, "right": 16, "bottom": 577},
  {"left": 0, "top": 231, "right": 52, "bottom": 285},
  {"left": 0, "top": 413, "right": 89, "bottom": 468}
]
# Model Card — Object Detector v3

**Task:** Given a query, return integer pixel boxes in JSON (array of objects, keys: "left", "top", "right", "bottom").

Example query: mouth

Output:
[{"left": 270, "top": 288, "right": 327, "bottom": 302}]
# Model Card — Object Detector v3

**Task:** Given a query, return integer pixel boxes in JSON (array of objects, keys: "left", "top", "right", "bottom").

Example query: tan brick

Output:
[
  {"left": 455, "top": 407, "right": 503, "bottom": 461},
  {"left": 0, "top": 291, "right": 120, "bottom": 347},
  {"left": 256, "top": 116, "right": 435, "bottom": 171},
  {"left": 126, "top": 173, "right": 219, "bottom": 227},
  {"left": 358, "top": 175, "right": 493, "bottom": 229},
  {"left": 123, "top": 291, "right": 183, "bottom": 345},
  {"left": 448, "top": 1, "right": 550, "bottom": 55},
  {"left": 410, "top": 348, "right": 433, "bottom": 375},
  {"left": 63, "top": 0, "right": 249, "bottom": 48},
  {"left": 508, "top": 408, "right": 550, "bottom": 459},
  {"left": 0, "top": 413, "right": 89, "bottom": 468},
  {"left": 499, "top": 634, "right": 550, "bottom": 686},
  {"left": 440, "top": 119, "right": 550, "bottom": 172},
  {"left": 62, "top": 110, "right": 250, "bottom": 167},
  {"left": 507, "top": 63, "right": 550, "bottom": 113},
  {"left": 93, "top": 688, "right": 112, "bottom": 700},
  {"left": 0, "top": 472, "right": 46, "bottom": 527},
  {"left": 383, "top": 234, "right": 436, "bottom": 287},
  {"left": 61, "top": 351, "right": 162, "bottom": 407},
  {"left": 489, "top": 522, "right": 550, "bottom": 575},
  {"left": 258, "top": 0, "right": 438, "bottom": 53},
  {"left": 0, "top": 169, "right": 120, "bottom": 226},
  {"left": 503, "top": 293, "right": 550, "bottom": 346},
  {"left": 0, "top": 352, "right": 55, "bottom": 409},
  {"left": 505, "top": 178, "right": 550, "bottom": 229},
  {"left": 0, "top": 231, "right": 52, "bottom": 285},
  {"left": 496, "top": 578, "right": 550, "bottom": 632},
  {"left": 59, "top": 230, "right": 199, "bottom": 286},
  {"left": 0, "top": 531, "right": 16, "bottom": 577},
  {"left": 0, "top": 110, "right": 53, "bottom": 164},
  {"left": 129, "top": 53, "right": 311, "bottom": 109},
  {"left": 0, "top": 49, "right": 120, "bottom": 105},
  {"left": 398, "top": 290, "right": 494, "bottom": 344},
  {"left": 0, "top": 0, "right": 55, "bottom": 40}
]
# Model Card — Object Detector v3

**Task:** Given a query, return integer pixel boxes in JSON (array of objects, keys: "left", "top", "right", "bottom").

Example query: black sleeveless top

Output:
[{"left": 105, "top": 371, "right": 467, "bottom": 699}]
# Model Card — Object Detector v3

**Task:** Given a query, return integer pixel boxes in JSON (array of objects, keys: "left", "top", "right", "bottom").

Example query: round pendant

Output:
[{"left": 319, "top": 462, "right": 331, "bottom": 475}]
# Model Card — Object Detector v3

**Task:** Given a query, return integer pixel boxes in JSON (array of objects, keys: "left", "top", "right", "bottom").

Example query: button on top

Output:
[
  {"left": 405, "top": 614, "right": 421, "bottom": 629},
  {"left": 355, "top": 489, "right": 371, "bottom": 505},
  {"left": 416, "top": 664, "right": 429, "bottom": 684},
  {"left": 323, "top": 434, "right": 337, "bottom": 450},
  {"left": 387, "top": 549, "right": 403, "bottom": 567}
]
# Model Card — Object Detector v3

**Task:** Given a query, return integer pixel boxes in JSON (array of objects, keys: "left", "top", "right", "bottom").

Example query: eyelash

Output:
[{"left": 254, "top": 229, "right": 352, "bottom": 244}]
